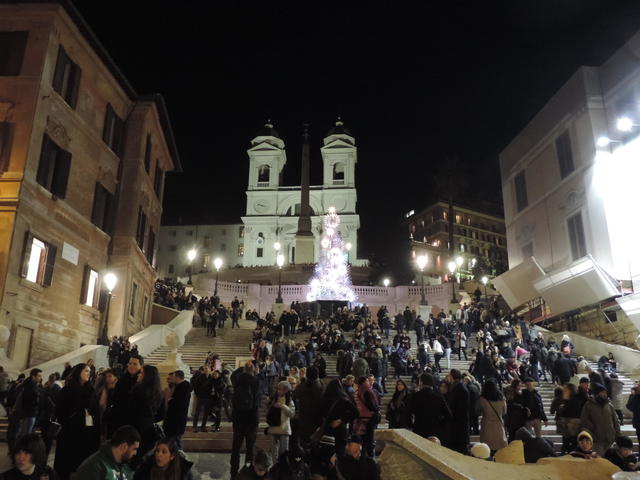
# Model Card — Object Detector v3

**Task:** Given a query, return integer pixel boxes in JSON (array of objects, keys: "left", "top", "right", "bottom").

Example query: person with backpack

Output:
[{"left": 230, "top": 361, "right": 261, "bottom": 480}]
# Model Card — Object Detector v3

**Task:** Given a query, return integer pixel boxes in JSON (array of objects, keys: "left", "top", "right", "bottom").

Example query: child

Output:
[{"left": 570, "top": 431, "right": 598, "bottom": 459}]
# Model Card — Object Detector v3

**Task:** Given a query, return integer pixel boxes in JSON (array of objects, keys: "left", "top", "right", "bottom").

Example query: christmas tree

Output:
[{"left": 306, "top": 207, "right": 357, "bottom": 303}]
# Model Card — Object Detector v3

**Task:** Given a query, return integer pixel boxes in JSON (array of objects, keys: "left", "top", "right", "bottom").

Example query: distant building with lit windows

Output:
[
  {"left": 495, "top": 29, "right": 640, "bottom": 333},
  {"left": 405, "top": 201, "right": 507, "bottom": 282}
]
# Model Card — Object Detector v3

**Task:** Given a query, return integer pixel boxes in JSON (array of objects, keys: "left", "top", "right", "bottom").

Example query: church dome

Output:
[
  {"left": 255, "top": 121, "right": 281, "bottom": 139},
  {"left": 327, "top": 117, "right": 352, "bottom": 137}
]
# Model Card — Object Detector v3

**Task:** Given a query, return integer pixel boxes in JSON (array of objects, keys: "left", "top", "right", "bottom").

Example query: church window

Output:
[
  {"left": 257, "top": 248, "right": 263, "bottom": 258},
  {"left": 168, "top": 264, "right": 174, "bottom": 274},
  {"left": 258, "top": 165, "right": 270, "bottom": 183},
  {"left": 238, "top": 245, "right": 244, "bottom": 257},
  {"left": 333, "top": 163, "right": 345, "bottom": 184}
]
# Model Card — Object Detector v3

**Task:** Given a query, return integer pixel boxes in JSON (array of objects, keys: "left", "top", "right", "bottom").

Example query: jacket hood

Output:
[{"left": 515, "top": 426, "right": 534, "bottom": 442}]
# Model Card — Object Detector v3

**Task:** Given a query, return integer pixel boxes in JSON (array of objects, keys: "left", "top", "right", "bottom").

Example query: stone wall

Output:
[{"left": 547, "top": 307, "right": 639, "bottom": 348}]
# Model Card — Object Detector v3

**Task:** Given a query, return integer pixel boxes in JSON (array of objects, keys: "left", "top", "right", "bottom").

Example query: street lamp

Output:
[
  {"left": 187, "top": 248, "right": 197, "bottom": 285},
  {"left": 617, "top": 116, "right": 636, "bottom": 132},
  {"left": 274, "top": 241, "right": 281, "bottom": 252},
  {"left": 99, "top": 272, "right": 118, "bottom": 345},
  {"left": 275, "top": 254, "right": 285, "bottom": 303},
  {"left": 383, "top": 278, "right": 390, "bottom": 288},
  {"left": 213, "top": 257, "right": 223, "bottom": 296},
  {"left": 448, "top": 260, "right": 458, "bottom": 303},
  {"left": 345, "top": 242, "right": 352, "bottom": 264},
  {"left": 481, "top": 275, "right": 489, "bottom": 301},
  {"left": 416, "top": 255, "right": 428, "bottom": 305}
]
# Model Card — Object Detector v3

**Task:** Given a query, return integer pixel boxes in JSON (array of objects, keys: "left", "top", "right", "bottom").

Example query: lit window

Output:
[
  {"left": 442, "top": 211, "right": 448, "bottom": 220},
  {"left": 84, "top": 268, "right": 99, "bottom": 307},
  {"left": 203, "top": 254, "right": 210, "bottom": 269},
  {"left": 455, "top": 215, "right": 462, "bottom": 224},
  {"left": 26, "top": 238, "right": 45, "bottom": 283}
]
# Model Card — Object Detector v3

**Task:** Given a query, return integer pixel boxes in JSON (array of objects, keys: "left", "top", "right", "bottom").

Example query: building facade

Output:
[
  {"left": 497, "top": 29, "right": 640, "bottom": 329},
  {"left": 0, "top": 1, "right": 180, "bottom": 368},
  {"left": 405, "top": 201, "right": 507, "bottom": 282},
  {"left": 241, "top": 120, "right": 364, "bottom": 267},
  {"left": 156, "top": 224, "right": 244, "bottom": 279}
]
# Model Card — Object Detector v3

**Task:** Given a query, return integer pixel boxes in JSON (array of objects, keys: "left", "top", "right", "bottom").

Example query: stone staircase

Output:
[{"left": 284, "top": 328, "right": 639, "bottom": 453}]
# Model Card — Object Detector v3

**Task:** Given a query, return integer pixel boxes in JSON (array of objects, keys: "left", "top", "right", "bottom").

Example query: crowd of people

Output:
[{"left": 0, "top": 279, "right": 638, "bottom": 479}]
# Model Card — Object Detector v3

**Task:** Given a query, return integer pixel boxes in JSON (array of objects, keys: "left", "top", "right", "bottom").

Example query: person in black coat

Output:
[
  {"left": 447, "top": 369, "right": 470, "bottom": 453},
  {"left": 163, "top": 370, "right": 192, "bottom": 450},
  {"left": 386, "top": 379, "right": 411, "bottom": 429},
  {"left": 108, "top": 354, "right": 143, "bottom": 436},
  {"left": 53, "top": 364, "right": 100, "bottom": 480},
  {"left": 129, "top": 365, "right": 165, "bottom": 467},
  {"left": 321, "top": 379, "right": 359, "bottom": 457},
  {"left": 515, "top": 426, "right": 556, "bottom": 463},
  {"left": 328, "top": 436, "right": 379, "bottom": 480},
  {"left": 408, "top": 373, "right": 452, "bottom": 441},
  {"left": 553, "top": 354, "right": 576, "bottom": 385},
  {"left": 230, "top": 362, "right": 261, "bottom": 479}
]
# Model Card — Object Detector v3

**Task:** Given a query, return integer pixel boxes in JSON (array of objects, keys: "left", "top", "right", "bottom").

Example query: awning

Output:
[
  {"left": 492, "top": 257, "right": 546, "bottom": 309},
  {"left": 534, "top": 255, "right": 620, "bottom": 316}
]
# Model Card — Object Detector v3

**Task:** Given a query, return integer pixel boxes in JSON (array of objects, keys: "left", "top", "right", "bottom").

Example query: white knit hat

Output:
[{"left": 470, "top": 442, "right": 491, "bottom": 459}]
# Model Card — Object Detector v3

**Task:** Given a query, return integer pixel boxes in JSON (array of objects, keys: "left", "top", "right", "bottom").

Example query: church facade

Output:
[
  {"left": 157, "top": 119, "right": 364, "bottom": 280},
  {"left": 241, "top": 120, "right": 363, "bottom": 267}
]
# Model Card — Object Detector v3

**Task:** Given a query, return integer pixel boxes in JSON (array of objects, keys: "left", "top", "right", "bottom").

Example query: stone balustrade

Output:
[{"left": 194, "top": 279, "right": 457, "bottom": 315}]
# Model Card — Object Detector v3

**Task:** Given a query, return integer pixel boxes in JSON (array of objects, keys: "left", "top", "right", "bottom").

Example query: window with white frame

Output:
[
  {"left": 84, "top": 268, "right": 99, "bottom": 307},
  {"left": 22, "top": 233, "right": 57, "bottom": 287}
]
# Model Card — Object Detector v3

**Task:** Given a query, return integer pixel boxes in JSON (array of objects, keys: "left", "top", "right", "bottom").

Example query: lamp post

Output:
[
  {"left": 345, "top": 242, "right": 352, "bottom": 264},
  {"left": 187, "top": 248, "right": 197, "bottom": 285},
  {"left": 383, "top": 278, "right": 390, "bottom": 288},
  {"left": 213, "top": 257, "right": 223, "bottom": 296},
  {"left": 275, "top": 254, "right": 285, "bottom": 303},
  {"left": 455, "top": 256, "right": 464, "bottom": 283},
  {"left": 481, "top": 275, "right": 489, "bottom": 301},
  {"left": 448, "top": 260, "right": 458, "bottom": 304},
  {"left": 416, "top": 255, "right": 428, "bottom": 305},
  {"left": 100, "top": 272, "right": 118, "bottom": 345}
]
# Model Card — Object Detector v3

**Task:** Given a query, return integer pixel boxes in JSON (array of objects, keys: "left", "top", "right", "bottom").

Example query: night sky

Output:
[{"left": 76, "top": 1, "right": 640, "bottom": 279}]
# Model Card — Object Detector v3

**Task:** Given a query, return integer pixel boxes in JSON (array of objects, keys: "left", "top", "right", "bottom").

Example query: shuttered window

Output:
[
  {"left": 568, "top": 212, "right": 587, "bottom": 260},
  {"left": 514, "top": 170, "right": 528, "bottom": 212},
  {"left": 555, "top": 130, "right": 574, "bottom": 179},
  {"left": 52, "top": 46, "right": 81, "bottom": 108},
  {"left": 91, "top": 183, "right": 114, "bottom": 233},
  {"left": 102, "top": 104, "right": 124, "bottom": 156},
  {"left": 144, "top": 134, "right": 152, "bottom": 172},
  {"left": 36, "top": 134, "right": 71, "bottom": 198},
  {"left": 21, "top": 232, "right": 57, "bottom": 287},
  {"left": 80, "top": 265, "right": 100, "bottom": 308},
  {"left": 136, "top": 206, "right": 147, "bottom": 251}
]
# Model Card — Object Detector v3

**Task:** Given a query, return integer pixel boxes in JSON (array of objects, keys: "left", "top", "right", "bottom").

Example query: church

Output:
[
  {"left": 156, "top": 119, "right": 365, "bottom": 281},
  {"left": 242, "top": 118, "right": 364, "bottom": 267}
]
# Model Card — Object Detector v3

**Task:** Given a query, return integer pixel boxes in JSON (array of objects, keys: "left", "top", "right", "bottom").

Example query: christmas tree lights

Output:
[{"left": 306, "top": 207, "right": 357, "bottom": 303}]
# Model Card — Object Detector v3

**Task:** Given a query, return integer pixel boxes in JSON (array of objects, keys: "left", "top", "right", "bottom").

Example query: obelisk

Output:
[{"left": 295, "top": 124, "right": 315, "bottom": 264}]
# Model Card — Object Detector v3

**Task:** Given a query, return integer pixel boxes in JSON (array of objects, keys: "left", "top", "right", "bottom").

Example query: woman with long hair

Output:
[
  {"left": 323, "top": 379, "right": 359, "bottom": 456},
  {"left": 353, "top": 376, "right": 380, "bottom": 458},
  {"left": 479, "top": 379, "right": 507, "bottom": 454},
  {"left": 133, "top": 437, "right": 194, "bottom": 480},
  {"left": 129, "top": 365, "right": 165, "bottom": 466},
  {"left": 267, "top": 381, "right": 295, "bottom": 461},
  {"left": 54, "top": 363, "right": 99, "bottom": 480},
  {"left": 386, "top": 379, "right": 411, "bottom": 429}
]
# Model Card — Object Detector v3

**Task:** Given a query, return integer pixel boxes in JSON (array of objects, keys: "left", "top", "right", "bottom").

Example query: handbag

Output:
[{"left": 266, "top": 405, "right": 281, "bottom": 427}]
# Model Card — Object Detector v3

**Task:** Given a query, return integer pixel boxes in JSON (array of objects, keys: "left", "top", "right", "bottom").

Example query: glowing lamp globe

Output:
[
  {"left": 617, "top": 116, "right": 633, "bottom": 132},
  {"left": 187, "top": 249, "right": 197, "bottom": 262},
  {"left": 276, "top": 254, "right": 285, "bottom": 267},
  {"left": 481, "top": 276, "right": 488, "bottom": 286},
  {"left": 213, "top": 257, "right": 223, "bottom": 271},
  {"left": 273, "top": 241, "right": 281, "bottom": 251},
  {"left": 596, "top": 136, "right": 611, "bottom": 147},
  {"left": 448, "top": 261, "right": 457, "bottom": 274},
  {"left": 456, "top": 256, "right": 464, "bottom": 267},
  {"left": 103, "top": 272, "right": 118, "bottom": 293},
  {"left": 416, "top": 255, "right": 427, "bottom": 271},
  {"left": 383, "top": 278, "right": 390, "bottom": 287}
]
